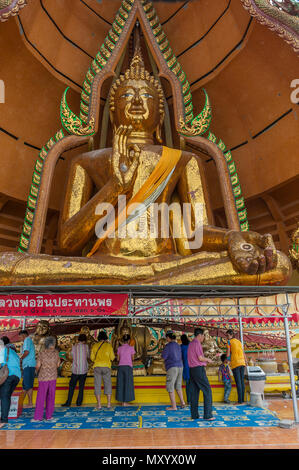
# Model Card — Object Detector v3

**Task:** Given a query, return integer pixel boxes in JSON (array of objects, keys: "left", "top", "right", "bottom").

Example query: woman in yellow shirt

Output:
[
  {"left": 226, "top": 329, "right": 246, "bottom": 405},
  {"left": 90, "top": 331, "right": 115, "bottom": 409}
]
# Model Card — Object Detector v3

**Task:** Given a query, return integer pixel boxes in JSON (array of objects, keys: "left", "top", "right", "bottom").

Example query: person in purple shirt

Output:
[
  {"left": 187, "top": 328, "right": 215, "bottom": 421},
  {"left": 162, "top": 332, "right": 186, "bottom": 411},
  {"left": 116, "top": 334, "right": 135, "bottom": 406}
]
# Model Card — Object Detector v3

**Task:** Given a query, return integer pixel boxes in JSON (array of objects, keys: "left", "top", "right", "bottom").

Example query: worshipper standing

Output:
[
  {"left": 19, "top": 330, "right": 36, "bottom": 408},
  {"left": 180, "top": 334, "right": 191, "bottom": 404},
  {"left": 218, "top": 353, "right": 232, "bottom": 403},
  {"left": 162, "top": 332, "right": 186, "bottom": 411},
  {"left": 90, "top": 331, "right": 115, "bottom": 409},
  {"left": 0, "top": 339, "right": 21, "bottom": 428},
  {"left": 32, "top": 336, "right": 60, "bottom": 422},
  {"left": 187, "top": 328, "right": 215, "bottom": 421},
  {"left": 116, "top": 334, "right": 135, "bottom": 406},
  {"left": 226, "top": 329, "right": 246, "bottom": 405},
  {"left": 62, "top": 333, "right": 89, "bottom": 407}
]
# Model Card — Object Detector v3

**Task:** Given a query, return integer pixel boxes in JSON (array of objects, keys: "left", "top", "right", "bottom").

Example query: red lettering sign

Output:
[{"left": 0, "top": 293, "right": 128, "bottom": 317}]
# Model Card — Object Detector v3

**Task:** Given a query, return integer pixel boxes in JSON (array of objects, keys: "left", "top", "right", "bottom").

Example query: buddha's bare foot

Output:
[{"left": 166, "top": 407, "right": 177, "bottom": 411}]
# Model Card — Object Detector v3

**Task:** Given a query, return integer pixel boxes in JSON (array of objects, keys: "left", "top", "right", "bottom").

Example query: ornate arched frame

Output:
[
  {"left": 240, "top": 0, "right": 299, "bottom": 54},
  {"left": 19, "top": 0, "right": 251, "bottom": 255},
  {"left": 0, "top": 0, "right": 26, "bottom": 22}
]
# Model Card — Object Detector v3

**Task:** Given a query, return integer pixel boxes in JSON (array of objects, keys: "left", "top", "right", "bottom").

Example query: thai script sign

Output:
[{"left": 0, "top": 293, "right": 128, "bottom": 317}]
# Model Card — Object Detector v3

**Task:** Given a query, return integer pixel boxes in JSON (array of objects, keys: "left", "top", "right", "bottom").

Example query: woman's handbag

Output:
[{"left": 0, "top": 347, "right": 9, "bottom": 386}]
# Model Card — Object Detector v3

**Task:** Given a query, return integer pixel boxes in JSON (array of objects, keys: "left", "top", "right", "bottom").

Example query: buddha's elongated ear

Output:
[
  {"left": 155, "top": 105, "right": 165, "bottom": 143},
  {"left": 155, "top": 123, "right": 162, "bottom": 144}
]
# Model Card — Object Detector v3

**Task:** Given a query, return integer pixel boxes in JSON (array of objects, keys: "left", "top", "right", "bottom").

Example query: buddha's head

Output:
[
  {"left": 117, "top": 319, "right": 132, "bottom": 336},
  {"left": 35, "top": 320, "right": 50, "bottom": 337},
  {"left": 203, "top": 329, "right": 212, "bottom": 341},
  {"left": 109, "top": 40, "right": 165, "bottom": 144},
  {"left": 80, "top": 326, "right": 90, "bottom": 336}
]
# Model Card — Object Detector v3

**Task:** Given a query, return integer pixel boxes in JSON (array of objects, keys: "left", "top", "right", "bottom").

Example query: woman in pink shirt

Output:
[{"left": 116, "top": 334, "right": 136, "bottom": 406}]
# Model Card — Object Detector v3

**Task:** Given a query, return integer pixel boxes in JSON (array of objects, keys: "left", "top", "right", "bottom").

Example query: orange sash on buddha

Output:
[{"left": 87, "top": 146, "right": 182, "bottom": 257}]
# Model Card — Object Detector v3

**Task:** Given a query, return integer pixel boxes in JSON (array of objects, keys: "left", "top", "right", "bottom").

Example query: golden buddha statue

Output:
[
  {"left": 201, "top": 329, "right": 222, "bottom": 375},
  {"left": 58, "top": 335, "right": 74, "bottom": 377},
  {"left": 112, "top": 319, "right": 139, "bottom": 357},
  {"left": 0, "top": 34, "right": 291, "bottom": 287},
  {"left": 111, "top": 319, "right": 147, "bottom": 376},
  {"left": 59, "top": 326, "right": 96, "bottom": 377},
  {"left": 289, "top": 222, "right": 299, "bottom": 271},
  {"left": 32, "top": 320, "right": 52, "bottom": 357},
  {"left": 76, "top": 326, "right": 97, "bottom": 350},
  {"left": 147, "top": 335, "right": 167, "bottom": 376}
]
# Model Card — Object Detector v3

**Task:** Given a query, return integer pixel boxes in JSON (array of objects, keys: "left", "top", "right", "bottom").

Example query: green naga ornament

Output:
[
  {"left": 60, "top": 87, "right": 95, "bottom": 136},
  {"left": 179, "top": 89, "right": 212, "bottom": 136}
]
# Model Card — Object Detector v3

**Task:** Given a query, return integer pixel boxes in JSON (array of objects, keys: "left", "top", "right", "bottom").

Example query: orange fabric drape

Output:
[{"left": 87, "top": 146, "right": 182, "bottom": 257}]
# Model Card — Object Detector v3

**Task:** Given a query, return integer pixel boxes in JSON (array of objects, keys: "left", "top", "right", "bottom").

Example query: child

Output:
[{"left": 218, "top": 353, "right": 232, "bottom": 403}]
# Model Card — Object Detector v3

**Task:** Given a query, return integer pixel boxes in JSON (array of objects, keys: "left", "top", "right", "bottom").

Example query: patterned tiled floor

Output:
[
  {"left": 0, "top": 403, "right": 280, "bottom": 430},
  {"left": 0, "top": 399, "right": 298, "bottom": 449}
]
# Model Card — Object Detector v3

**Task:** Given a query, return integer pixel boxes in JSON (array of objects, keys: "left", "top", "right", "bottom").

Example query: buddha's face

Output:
[
  {"left": 121, "top": 327, "right": 130, "bottom": 336},
  {"left": 111, "top": 79, "right": 161, "bottom": 134},
  {"left": 80, "top": 326, "right": 89, "bottom": 335},
  {"left": 36, "top": 321, "right": 50, "bottom": 336}
]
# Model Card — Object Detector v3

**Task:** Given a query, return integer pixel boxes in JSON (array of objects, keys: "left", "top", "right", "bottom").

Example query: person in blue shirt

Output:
[
  {"left": 180, "top": 334, "right": 191, "bottom": 404},
  {"left": 218, "top": 353, "right": 232, "bottom": 403},
  {"left": 19, "top": 330, "right": 36, "bottom": 408},
  {"left": 0, "top": 339, "right": 21, "bottom": 428}
]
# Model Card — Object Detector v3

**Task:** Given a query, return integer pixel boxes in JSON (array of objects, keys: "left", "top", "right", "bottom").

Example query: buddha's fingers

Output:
[
  {"left": 124, "top": 125, "right": 132, "bottom": 160},
  {"left": 237, "top": 256, "right": 259, "bottom": 275},
  {"left": 112, "top": 126, "right": 125, "bottom": 183},
  {"left": 247, "top": 259, "right": 259, "bottom": 275},
  {"left": 112, "top": 126, "right": 122, "bottom": 162},
  {"left": 263, "top": 233, "right": 278, "bottom": 270},
  {"left": 264, "top": 247, "right": 277, "bottom": 271},
  {"left": 118, "top": 125, "right": 126, "bottom": 156},
  {"left": 120, "top": 125, "right": 129, "bottom": 156},
  {"left": 236, "top": 257, "right": 250, "bottom": 273},
  {"left": 257, "top": 255, "right": 266, "bottom": 274}
]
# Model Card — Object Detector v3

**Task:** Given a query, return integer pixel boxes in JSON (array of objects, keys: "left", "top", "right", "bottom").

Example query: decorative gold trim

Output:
[{"left": 0, "top": 0, "right": 27, "bottom": 22}]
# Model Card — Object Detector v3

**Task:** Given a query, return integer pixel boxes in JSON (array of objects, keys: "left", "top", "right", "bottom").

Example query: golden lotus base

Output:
[{"left": 15, "top": 374, "right": 295, "bottom": 406}]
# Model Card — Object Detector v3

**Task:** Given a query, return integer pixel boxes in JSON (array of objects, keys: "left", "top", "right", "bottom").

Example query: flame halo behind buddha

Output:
[{"left": 0, "top": 1, "right": 292, "bottom": 286}]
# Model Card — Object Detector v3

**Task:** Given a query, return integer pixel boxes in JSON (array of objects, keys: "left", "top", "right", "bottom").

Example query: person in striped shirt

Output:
[{"left": 62, "top": 334, "right": 89, "bottom": 407}]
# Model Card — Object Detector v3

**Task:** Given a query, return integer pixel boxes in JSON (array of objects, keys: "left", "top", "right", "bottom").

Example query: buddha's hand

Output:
[
  {"left": 112, "top": 124, "right": 141, "bottom": 191},
  {"left": 226, "top": 230, "right": 278, "bottom": 274}
]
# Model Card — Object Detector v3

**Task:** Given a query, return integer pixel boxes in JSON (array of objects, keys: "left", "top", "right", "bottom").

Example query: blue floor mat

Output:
[{"left": 3, "top": 404, "right": 279, "bottom": 430}]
